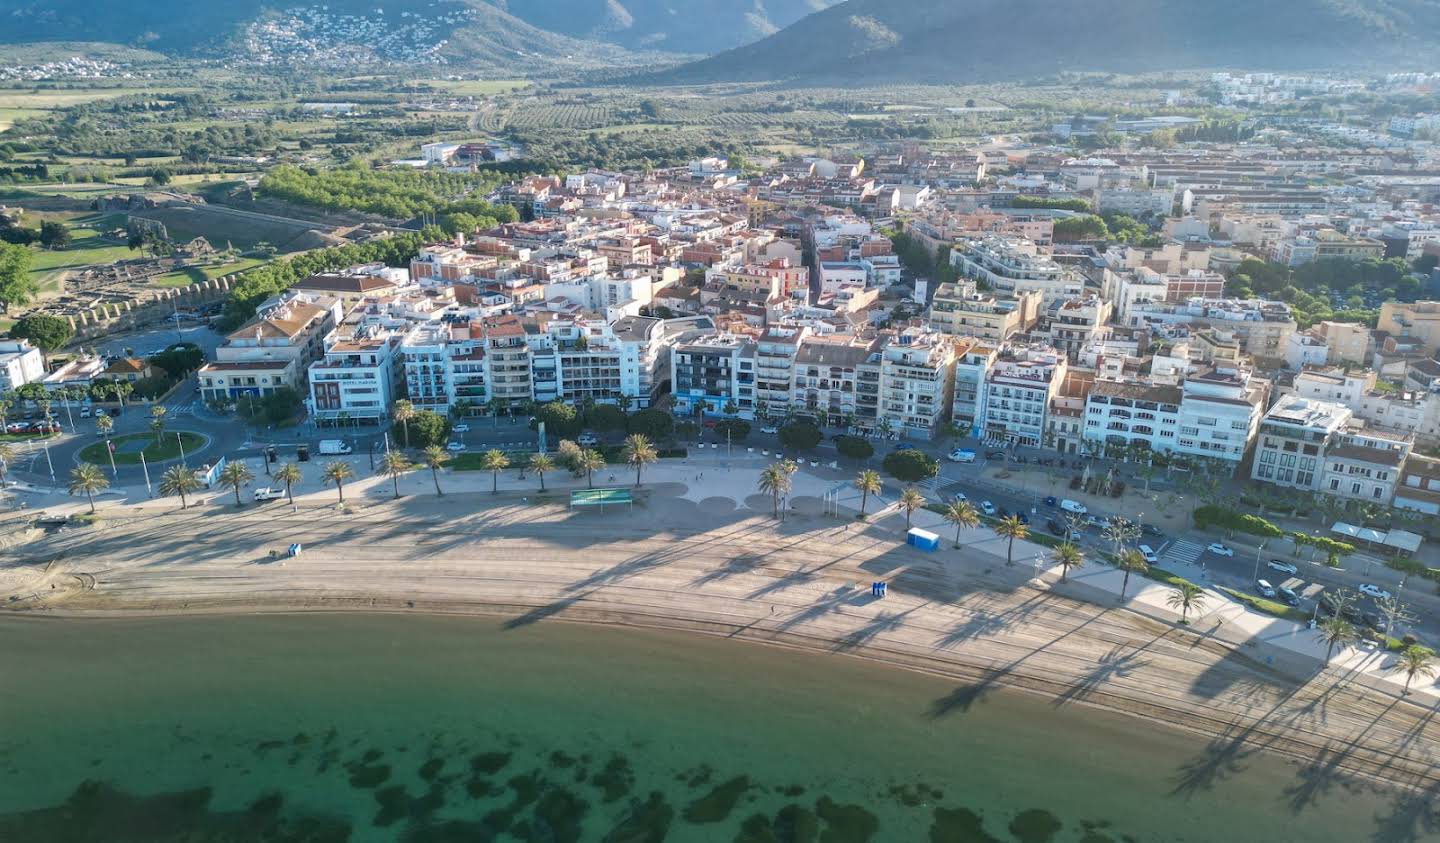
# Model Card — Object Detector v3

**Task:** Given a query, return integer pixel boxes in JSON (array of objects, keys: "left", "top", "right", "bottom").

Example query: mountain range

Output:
[
  {"left": 648, "top": 0, "right": 1440, "bottom": 85},
  {"left": 3, "top": 0, "right": 1437, "bottom": 82},
  {"left": 0, "top": 0, "right": 834, "bottom": 59}
]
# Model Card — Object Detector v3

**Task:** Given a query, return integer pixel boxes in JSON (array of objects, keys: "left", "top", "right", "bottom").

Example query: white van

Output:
[
  {"left": 1137, "top": 544, "right": 1158, "bottom": 564},
  {"left": 1059, "top": 499, "right": 1087, "bottom": 515}
]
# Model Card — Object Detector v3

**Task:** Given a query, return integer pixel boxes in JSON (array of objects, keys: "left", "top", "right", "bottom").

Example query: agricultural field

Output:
[{"left": 414, "top": 79, "right": 531, "bottom": 96}]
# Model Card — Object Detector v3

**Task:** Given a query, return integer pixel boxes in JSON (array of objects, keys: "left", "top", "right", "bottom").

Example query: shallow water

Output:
[{"left": 0, "top": 614, "right": 1434, "bottom": 842}]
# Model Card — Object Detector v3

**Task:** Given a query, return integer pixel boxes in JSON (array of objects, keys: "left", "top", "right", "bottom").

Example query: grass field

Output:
[
  {"left": 27, "top": 228, "right": 136, "bottom": 293},
  {"left": 128, "top": 205, "right": 321, "bottom": 252},
  {"left": 0, "top": 107, "right": 47, "bottom": 132},
  {"left": 0, "top": 87, "right": 198, "bottom": 109},
  {"left": 416, "top": 79, "right": 530, "bottom": 96},
  {"left": 79, "top": 431, "right": 205, "bottom": 466},
  {"left": 149, "top": 258, "right": 267, "bottom": 288}
]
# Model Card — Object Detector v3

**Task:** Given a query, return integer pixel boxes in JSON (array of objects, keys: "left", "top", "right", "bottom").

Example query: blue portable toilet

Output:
[{"left": 906, "top": 528, "right": 940, "bottom": 552}]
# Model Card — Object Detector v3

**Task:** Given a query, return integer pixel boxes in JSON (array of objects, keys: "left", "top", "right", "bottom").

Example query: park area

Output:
[{"left": 80, "top": 431, "right": 205, "bottom": 466}]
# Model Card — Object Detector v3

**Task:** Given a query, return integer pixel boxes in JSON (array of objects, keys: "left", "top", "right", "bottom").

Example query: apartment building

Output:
[
  {"left": 401, "top": 318, "right": 490, "bottom": 415},
  {"left": 308, "top": 333, "right": 403, "bottom": 424},
  {"left": 951, "top": 343, "right": 997, "bottom": 435},
  {"left": 1082, "top": 380, "right": 1182, "bottom": 455},
  {"left": 1313, "top": 320, "right": 1371, "bottom": 365},
  {"left": 671, "top": 334, "right": 756, "bottom": 418},
  {"left": 1095, "top": 185, "right": 1175, "bottom": 217},
  {"left": 1047, "top": 369, "right": 1095, "bottom": 455},
  {"left": 0, "top": 340, "right": 44, "bottom": 391},
  {"left": 1378, "top": 301, "right": 1440, "bottom": 356},
  {"left": 1321, "top": 426, "right": 1412, "bottom": 504},
  {"left": 1251, "top": 397, "right": 1351, "bottom": 492},
  {"left": 791, "top": 336, "right": 874, "bottom": 427},
  {"left": 927, "top": 281, "right": 1040, "bottom": 342},
  {"left": 200, "top": 295, "right": 340, "bottom": 401},
  {"left": 1127, "top": 298, "right": 1297, "bottom": 360},
  {"left": 874, "top": 327, "right": 957, "bottom": 439},
  {"left": 754, "top": 325, "right": 806, "bottom": 416},
  {"left": 1171, "top": 367, "right": 1267, "bottom": 472},
  {"left": 1044, "top": 296, "right": 1112, "bottom": 359},
  {"left": 1393, "top": 454, "right": 1440, "bottom": 515},
  {"left": 950, "top": 235, "right": 1085, "bottom": 307},
  {"left": 979, "top": 346, "right": 1066, "bottom": 447}
]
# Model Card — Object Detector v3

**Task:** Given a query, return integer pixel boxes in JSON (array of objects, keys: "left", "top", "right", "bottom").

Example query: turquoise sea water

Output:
[{"left": 0, "top": 614, "right": 1434, "bottom": 842}]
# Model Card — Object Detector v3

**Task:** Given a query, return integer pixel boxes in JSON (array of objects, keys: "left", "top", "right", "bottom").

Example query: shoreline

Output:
[
  {"left": 19, "top": 586, "right": 1440, "bottom": 797},
  {"left": 5, "top": 489, "right": 1440, "bottom": 798}
]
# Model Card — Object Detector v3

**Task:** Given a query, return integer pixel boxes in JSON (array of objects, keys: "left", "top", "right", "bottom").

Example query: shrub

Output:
[
  {"left": 883, "top": 449, "right": 938, "bottom": 483},
  {"left": 777, "top": 421, "right": 822, "bottom": 452},
  {"left": 834, "top": 435, "right": 874, "bottom": 461},
  {"left": 627, "top": 408, "right": 674, "bottom": 440}
]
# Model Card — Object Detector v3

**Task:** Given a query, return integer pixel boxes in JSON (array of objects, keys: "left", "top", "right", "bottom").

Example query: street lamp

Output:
[{"left": 1251, "top": 540, "right": 1268, "bottom": 583}]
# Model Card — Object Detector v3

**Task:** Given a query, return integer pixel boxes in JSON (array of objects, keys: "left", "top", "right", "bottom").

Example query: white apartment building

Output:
[
  {"left": 952, "top": 343, "right": 997, "bottom": 436},
  {"left": 950, "top": 235, "right": 1085, "bottom": 308},
  {"left": 1083, "top": 380, "right": 1182, "bottom": 455},
  {"left": 1096, "top": 185, "right": 1175, "bottom": 218},
  {"left": 308, "top": 333, "right": 403, "bottom": 424},
  {"left": 875, "top": 327, "right": 957, "bottom": 439},
  {"left": 0, "top": 340, "right": 45, "bottom": 391},
  {"left": 928, "top": 281, "right": 1040, "bottom": 342},
  {"left": 979, "top": 346, "right": 1066, "bottom": 447},
  {"left": 1126, "top": 297, "right": 1297, "bottom": 359},
  {"left": 1251, "top": 397, "right": 1351, "bottom": 492},
  {"left": 755, "top": 325, "right": 807, "bottom": 416},
  {"left": 1171, "top": 367, "right": 1266, "bottom": 471}
]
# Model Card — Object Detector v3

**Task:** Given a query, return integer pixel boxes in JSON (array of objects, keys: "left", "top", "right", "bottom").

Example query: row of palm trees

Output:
[{"left": 63, "top": 433, "right": 668, "bottom": 514}]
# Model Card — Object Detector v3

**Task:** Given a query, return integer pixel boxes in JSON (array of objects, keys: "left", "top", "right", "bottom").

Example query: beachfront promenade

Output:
[{"left": 4, "top": 450, "right": 1440, "bottom": 800}]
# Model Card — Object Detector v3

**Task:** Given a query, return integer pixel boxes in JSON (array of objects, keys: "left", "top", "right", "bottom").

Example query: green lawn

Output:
[
  {"left": 149, "top": 258, "right": 267, "bottom": 288},
  {"left": 1219, "top": 587, "right": 1309, "bottom": 624},
  {"left": 26, "top": 228, "right": 137, "bottom": 294},
  {"left": 79, "top": 431, "right": 205, "bottom": 466}
]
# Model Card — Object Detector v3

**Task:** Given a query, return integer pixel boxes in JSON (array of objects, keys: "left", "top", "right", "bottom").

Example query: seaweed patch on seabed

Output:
[{"left": 0, "top": 781, "right": 352, "bottom": 842}]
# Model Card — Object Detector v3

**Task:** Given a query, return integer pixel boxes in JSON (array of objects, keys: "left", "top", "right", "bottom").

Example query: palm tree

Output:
[
  {"left": 322, "top": 461, "right": 355, "bottom": 504},
  {"left": 159, "top": 464, "right": 201, "bottom": 509},
  {"left": 95, "top": 413, "right": 113, "bottom": 437},
  {"left": 943, "top": 500, "right": 979, "bottom": 547},
  {"left": 423, "top": 446, "right": 447, "bottom": 496},
  {"left": 218, "top": 460, "right": 255, "bottom": 507},
  {"left": 1115, "top": 549, "right": 1149, "bottom": 600},
  {"left": 392, "top": 400, "right": 415, "bottom": 447},
  {"left": 0, "top": 442, "right": 13, "bottom": 488},
  {"left": 757, "top": 463, "right": 792, "bottom": 518},
  {"left": 1316, "top": 616, "right": 1359, "bottom": 665},
  {"left": 380, "top": 451, "right": 413, "bottom": 499},
  {"left": 854, "top": 469, "right": 882, "bottom": 517},
  {"left": 622, "top": 434, "right": 658, "bottom": 487},
  {"left": 67, "top": 462, "right": 108, "bottom": 514},
  {"left": 529, "top": 452, "right": 554, "bottom": 492},
  {"left": 1391, "top": 646, "right": 1437, "bottom": 695},
  {"left": 273, "top": 462, "right": 302, "bottom": 512},
  {"left": 898, "top": 486, "right": 925, "bottom": 529},
  {"left": 1167, "top": 583, "right": 1207, "bottom": 623},
  {"left": 149, "top": 404, "right": 167, "bottom": 447},
  {"left": 577, "top": 449, "right": 607, "bottom": 489},
  {"left": 0, "top": 394, "right": 11, "bottom": 432},
  {"left": 481, "top": 449, "right": 510, "bottom": 493},
  {"left": 112, "top": 381, "right": 133, "bottom": 410},
  {"left": 1055, "top": 542, "right": 1084, "bottom": 583},
  {"left": 993, "top": 515, "right": 1028, "bottom": 566}
]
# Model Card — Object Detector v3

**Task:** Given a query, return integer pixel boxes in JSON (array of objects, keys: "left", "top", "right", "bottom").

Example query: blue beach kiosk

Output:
[{"left": 906, "top": 527, "right": 940, "bottom": 552}]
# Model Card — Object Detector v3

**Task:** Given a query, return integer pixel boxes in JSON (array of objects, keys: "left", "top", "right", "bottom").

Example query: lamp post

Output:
[{"left": 1252, "top": 540, "right": 1268, "bottom": 583}]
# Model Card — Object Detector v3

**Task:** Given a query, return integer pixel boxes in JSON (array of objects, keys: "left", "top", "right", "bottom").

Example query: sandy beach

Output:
[{"left": 4, "top": 469, "right": 1440, "bottom": 801}]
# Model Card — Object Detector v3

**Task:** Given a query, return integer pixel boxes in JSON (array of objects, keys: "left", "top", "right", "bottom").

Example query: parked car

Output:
[
  {"left": 1017, "top": 512, "right": 1030, "bottom": 525},
  {"left": 1141, "top": 523, "right": 1163, "bottom": 537},
  {"left": 576, "top": 432, "right": 599, "bottom": 447},
  {"left": 1059, "top": 499, "right": 1087, "bottom": 515},
  {"left": 1206, "top": 543, "right": 1235, "bottom": 557},
  {"left": 1138, "top": 544, "right": 1159, "bottom": 564},
  {"left": 952, "top": 491, "right": 968, "bottom": 503},
  {"left": 894, "top": 443, "right": 916, "bottom": 451},
  {"left": 452, "top": 423, "right": 470, "bottom": 433},
  {"left": 1267, "top": 559, "right": 1299, "bottom": 576},
  {"left": 1083, "top": 515, "right": 1106, "bottom": 529},
  {"left": 1255, "top": 579, "right": 1277, "bottom": 598},
  {"left": 1043, "top": 495, "right": 1057, "bottom": 507},
  {"left": 1362, "top": 612, "right": 1389, "bottom": 633},
  {"left": 760, "top": 425, "right": 778, "bottom": 435},
  {"left": 1319, "top": 593, "right": 1364, "bottom": 624},
  {"left": 1358, "top": 584, "right": 1392, "bottom": 600},
  {"left": 80, "top": 406, "right": 92, "bottom": 418},
  {"left": 979, "top": 500, "right": 996, "bottom": 516},
  {"left": 1046, "top": 518, "right": 1067, "bottom": 537},
  {"left": 1278, "top": 586, "right": 1301, "bottom": 607},
  {"left": 446, "top": 441, "right": 467, "bottom": 452},
  {"left": 947, "top": 448, "right": 976, "bottom": 463},
  {"left": 984, "top": 450, "right": 1005, "bottom": 459},
  {"left": 253, "top": 488, "right": 285, "bottom": 502}
]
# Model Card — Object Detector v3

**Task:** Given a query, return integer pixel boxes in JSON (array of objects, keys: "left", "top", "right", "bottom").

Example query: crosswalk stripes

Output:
[{"left": 1161, "top": 539, "right": 1204, "bottom": 566}]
